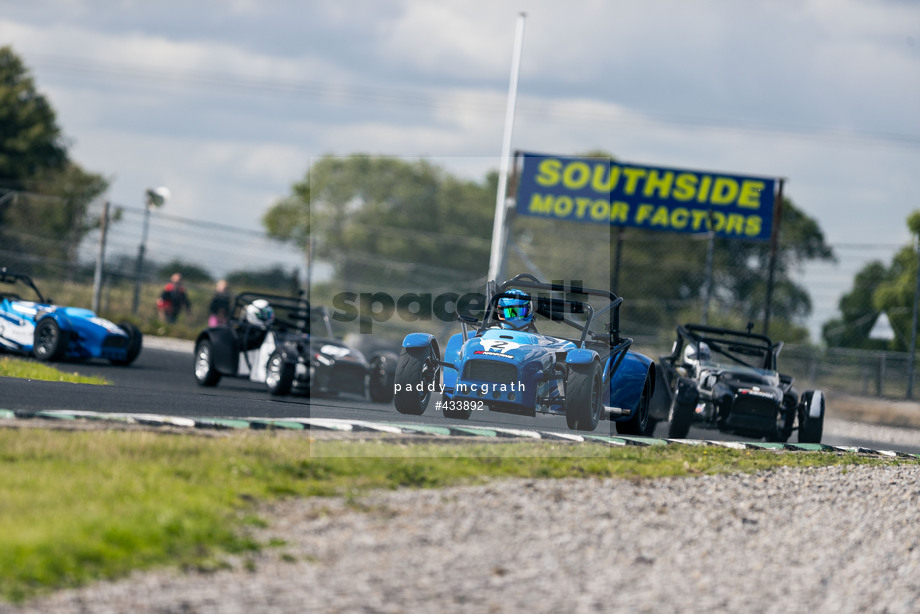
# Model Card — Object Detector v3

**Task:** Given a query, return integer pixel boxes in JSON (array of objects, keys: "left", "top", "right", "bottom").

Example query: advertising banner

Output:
[{"left": 515, "top": 152, "right": 776, "bottom": 241}]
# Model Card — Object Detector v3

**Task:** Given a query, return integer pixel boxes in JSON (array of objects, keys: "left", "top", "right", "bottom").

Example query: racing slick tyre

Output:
[
  {"left": 193, "top": 339, "right": 221, "bottom": 387},
  {"left": 265, "top": 350, "right": 295, "bottom": 397},
  {"left": 393, "top": 343, "right": 439, "bottom": 415},
  {"left": 110, "top": 321, "right": 143, "bottom": 366},
  {"left": 565, "top": 360, "right": 603, "bottom": 431},
  {"left": 616, "top": 373, "right": 652, "bottom": 435},
  {"left": 32, "top": 318, "right": 66, "bottom": 362},
  {"left": 798, "top": 390, "right": 825, "bottom": 444},
  {"left": 368, "top": 352, "right": 397, "bottom": 403},
  {"left": 767, "top": 401, "right": 795, "bottom": 443},
  {"left": 667, "top": 377, "right": 697, "bottom": 439}
]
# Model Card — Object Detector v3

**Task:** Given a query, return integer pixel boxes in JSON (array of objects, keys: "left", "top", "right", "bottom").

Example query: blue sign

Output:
[{"left": 515, "top": 152, "right": 776, "bottom": 241}]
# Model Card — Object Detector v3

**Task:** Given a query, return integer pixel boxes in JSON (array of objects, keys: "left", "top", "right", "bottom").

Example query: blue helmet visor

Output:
[{"left": 501, "top": 305, "right": 530, "bottom": 320}]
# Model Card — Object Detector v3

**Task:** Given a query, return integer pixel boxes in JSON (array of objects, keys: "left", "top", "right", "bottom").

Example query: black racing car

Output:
[
  {"left": 192, "top": 292, "right": 396, "bottom": 402},
  {"left": 650, "top": 323, "right": 825, "bottom": 443}
]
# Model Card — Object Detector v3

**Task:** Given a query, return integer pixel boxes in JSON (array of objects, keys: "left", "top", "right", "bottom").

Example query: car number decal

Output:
[{"left": 479, "top": 339, "right": 521, "bottom": 354}]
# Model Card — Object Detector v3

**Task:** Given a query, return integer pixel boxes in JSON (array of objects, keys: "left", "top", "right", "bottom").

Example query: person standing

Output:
[
  {"left": 208, "top": 279, "right": 232, "bottom": 327},
  {"left": 157, "top": 272, "right": 191, "bottom": 323}
]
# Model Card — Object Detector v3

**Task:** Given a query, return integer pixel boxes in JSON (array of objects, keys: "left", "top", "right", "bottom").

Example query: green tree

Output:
[
  {"left": 156, "top": 260, "right": 213, "bottom": 285},
  {"left": 822, "top": 261, "right": 893, "bottom": 349},
  {"left": 0, "top": 45, "right": 67, "bottom": 185},
  {"left": 823, "top": 211, "right": 920, "bottom": 350},
  {"left": 0, "top": 46, "right": 108, "bottom": 273},
  {"left": 264, "top": 154, "right": 495, "bottom": 291},
  {"left": 226, "top": 265, "right": 301, "bottom": 295},
  {"left": 268, "top": 153, "right": 833, "bottom": 343}
]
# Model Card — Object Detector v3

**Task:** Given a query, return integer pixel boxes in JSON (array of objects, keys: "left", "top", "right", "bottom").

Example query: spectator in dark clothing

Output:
[
  {"left": 208, "top": 279, "right": 231, "bottom": 327},
  {"left": 157, "top": 272, "right": 191, "bottom": 323}
]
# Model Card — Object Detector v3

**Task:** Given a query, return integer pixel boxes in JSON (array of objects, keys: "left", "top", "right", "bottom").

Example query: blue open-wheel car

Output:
[
  {"left": 0, "top": 267, "right": 142, "bottom": 365},
  {"left": 393, "top": 273, "right": 655, "bottom": 433}
]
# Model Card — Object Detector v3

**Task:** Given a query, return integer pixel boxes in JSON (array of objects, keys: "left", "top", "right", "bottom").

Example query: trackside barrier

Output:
[{"left": 1, "top": 409, "right": 919, "bottom": 459}]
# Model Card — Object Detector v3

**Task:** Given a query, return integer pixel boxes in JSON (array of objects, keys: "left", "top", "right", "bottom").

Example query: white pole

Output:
[{"left": 487, "top": 12, "right": 526, "bottom": 283}]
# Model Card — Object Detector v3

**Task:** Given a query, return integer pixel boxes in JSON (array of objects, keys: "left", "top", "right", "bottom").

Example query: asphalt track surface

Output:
[{"left": 2, "top": 341, "right": 919, "bottom": 454}]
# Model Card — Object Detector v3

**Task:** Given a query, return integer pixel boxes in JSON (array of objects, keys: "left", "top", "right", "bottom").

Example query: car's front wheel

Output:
[
  {"left": 33, "top": 318, "right": 66, "bottom": 362},
  {"left": 193, "top": 339, "right": 221, "bottom": 387},
  {"left": 266, "top": 350, "right": 295, "bottom": 396},
  {"left": 393, "top": 344, "right": 439, "bottom": 415},
  {"left": 110, "top": 322, "right": 143, "bottom": 366},
  {"left": 368, "top": 353, "right": 396, "bottom": 403},
  {"left": 798, "top": 390, "right": 825, "bottom": 444},
  {"left": 565, "top": 361, "right": 602, "bottom": 431},
  {"left": 616, "top": 373, "right": 652, "bottom": 435},
  {"left": 667, "top": 377, "right": 697, "bottom": 439}
]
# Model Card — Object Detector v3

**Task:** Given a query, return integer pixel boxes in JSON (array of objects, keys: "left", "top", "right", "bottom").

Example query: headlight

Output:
[
  {"left": 320, "top": 344, "right": 351, "bottom": 358},
  {"left": 314, "top": 353, "right": 334, "bottom": 366}
]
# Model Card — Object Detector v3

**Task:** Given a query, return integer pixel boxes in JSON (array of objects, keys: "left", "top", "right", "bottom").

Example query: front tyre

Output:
[
  {"left": 33, "top": 318, "right": 66, "bottom": 362},
  {"left": 640, "top": 417, "right": 659, "bottom": 437},
  {"left": 798, "top": 390, "right": 825, "bottom": 443},
  {"left": 193, "top": 339, "right": 221, "bottom": 387},
  {"left": 110, "top": 321, "right": 143, "bottom": 366},
  {"left": 368, "top": 353, "right": 396, "bottom": 403},
  {"left": 565, "top": 361, "right": 602, "bottom": 431},
  {"left": 616, "top": 374, "right": 652, "bottom": 435},
  {"left": 393, "top": 344, "right": 439, "bottom": 415},
  {"left": 667, "top": 377, "right": 697, "bottom": 439},
  {"left": 266, "top": 350, "right": 295, "bottom": 396}
]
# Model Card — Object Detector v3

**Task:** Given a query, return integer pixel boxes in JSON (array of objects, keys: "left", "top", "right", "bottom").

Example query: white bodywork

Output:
[{"left": 236, "top": 333, "right": 276, "bottom": 382}]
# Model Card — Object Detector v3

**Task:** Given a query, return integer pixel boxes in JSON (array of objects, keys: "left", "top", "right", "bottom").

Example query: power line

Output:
[{"left": 31, "top": 54, "right": 920, "bottom": 150}]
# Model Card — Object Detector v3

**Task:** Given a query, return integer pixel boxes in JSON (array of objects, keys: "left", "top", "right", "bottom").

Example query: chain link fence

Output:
[
  {"left": 1, "top": 193, "right": 305, "bottom": 334},
  {"left": 2, "top": 188, "right": 915, "bottom": 401}
]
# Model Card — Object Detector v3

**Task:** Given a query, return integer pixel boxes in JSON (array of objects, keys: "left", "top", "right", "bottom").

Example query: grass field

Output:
[
  {"left": 0, "top": 357, "right": 108, "bottom": 385},
  {"left": 2, "top": 351, "right": 918, "bottom": 605},
  {"left": 0, "top": 425, "right": 909, "bottom": 604}
]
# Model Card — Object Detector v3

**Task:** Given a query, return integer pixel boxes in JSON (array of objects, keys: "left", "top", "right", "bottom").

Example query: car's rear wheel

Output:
[
  {"left": 393, "top": 344, "right": 439, "bottom": 415},
  {"left": 193, "top": 339, "right": 221, "bottom": 386},
  {"left": 667, "top": 377, "right": 697, "bottom": 439},
  {"left": 565, "top": 361, "right": 602, "bottom": 431},
  {"left": 110, "top": 322, "right": 143, "bottom": 366},
  {"left": 33, "top": 318, "right": 66, "bottom": 362},
  {"left": 266, "top": 350, "right": 295, "bottom": 396},
  {"left": 616, "top": 374, "right": 652, "bottom": 435}
]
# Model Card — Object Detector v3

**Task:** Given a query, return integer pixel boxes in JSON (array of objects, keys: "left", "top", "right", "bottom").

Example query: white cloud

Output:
[{"left": 2, "top": 0, "right": 919, "bottom": 341}]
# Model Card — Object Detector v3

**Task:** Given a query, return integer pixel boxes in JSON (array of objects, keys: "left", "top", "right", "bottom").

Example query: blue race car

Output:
[
  {"left": 0, "top": 268, "right": 142, "bottom": 365},
  {"left": 393, "top": 273, "right": 654, "bottom": 433}
]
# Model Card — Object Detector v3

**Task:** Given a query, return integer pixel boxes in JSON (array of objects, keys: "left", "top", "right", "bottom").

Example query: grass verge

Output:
[
  {"left": 0, "top": 357, "right": 108, "bottom": 385},
  {"left": 0, "top": 427, "right": 912, "bottom": 603}
]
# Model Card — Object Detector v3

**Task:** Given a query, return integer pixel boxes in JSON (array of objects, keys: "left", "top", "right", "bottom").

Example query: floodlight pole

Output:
[
  {"left": 132, "top": 201, "right": 153, "bottom": 315},
  {"left": 702, "top": 211, "right": 715, "bottom": 325},
  {"left": 132, "top": 187, "right": 168, "bottom": 315},
  {"left": 907, "top": 233, "right": 920, "bottom": 398},
  {"left": 762, "top": 178, "right": 785, "bottom": 336},
  {"left": 487, "top": 12, "right": 526, "bottom": 285}
]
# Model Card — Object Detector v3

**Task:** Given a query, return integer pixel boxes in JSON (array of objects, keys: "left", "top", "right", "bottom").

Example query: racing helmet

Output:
[
  {"left": 497, "top": 289, "right": 533, "bottom": 327},
  {"left": 244, "top": 299, "right": 274, "bottom": 327},
  {"left": 683, "top": 341, "right": 711, "bottom": 363}
]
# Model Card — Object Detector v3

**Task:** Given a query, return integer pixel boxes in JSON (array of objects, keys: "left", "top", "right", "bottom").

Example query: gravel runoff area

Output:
[{"left": 3, "top": 462, "right": 919, "bottom": 614}]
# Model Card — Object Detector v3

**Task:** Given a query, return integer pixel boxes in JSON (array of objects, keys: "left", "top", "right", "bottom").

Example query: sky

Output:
[{"left": 1, "top": 0, "right": 919, "bottom": 341}]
